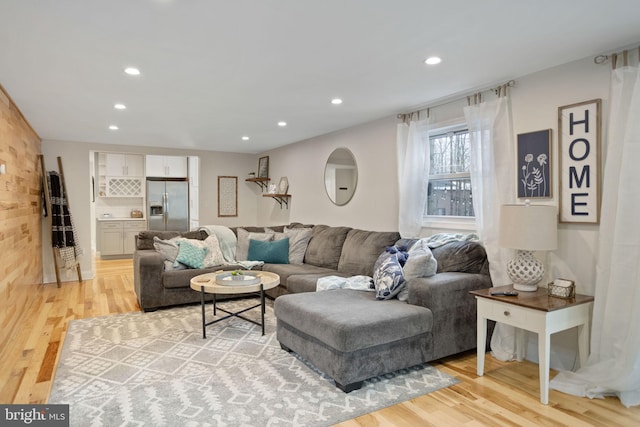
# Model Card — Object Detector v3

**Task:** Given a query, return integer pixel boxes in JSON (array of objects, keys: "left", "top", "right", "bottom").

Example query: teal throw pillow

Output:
[
  {"left": 174, "top": 239, "right": 207, "bottom": 269},
  {"left": 247, "top": 238, "right": 289, "bottom": 264}
]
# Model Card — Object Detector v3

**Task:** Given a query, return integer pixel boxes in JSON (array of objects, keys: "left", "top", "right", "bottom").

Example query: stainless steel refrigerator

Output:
[{"left": 147, "top": 179, "right": 189, "bottom": 231}]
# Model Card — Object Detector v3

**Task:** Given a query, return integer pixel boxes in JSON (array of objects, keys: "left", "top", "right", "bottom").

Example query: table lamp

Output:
[{"left": 499, "top": 202, "right": 557, "bottom": 292}]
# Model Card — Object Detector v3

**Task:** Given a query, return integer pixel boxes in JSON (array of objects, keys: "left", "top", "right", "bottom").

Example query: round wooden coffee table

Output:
[{"left": 190, "top": 270, "right": 280, "bottom": 338}]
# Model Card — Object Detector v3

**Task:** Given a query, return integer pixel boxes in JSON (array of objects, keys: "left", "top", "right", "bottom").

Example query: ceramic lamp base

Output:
[{"left": 507, "top": 250, "right": 544, "bottom": 292}]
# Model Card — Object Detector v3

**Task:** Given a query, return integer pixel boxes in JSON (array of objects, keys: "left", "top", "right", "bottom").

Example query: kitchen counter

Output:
[{"left": 97, "top": 217, "right": 146, "bottom": 221}]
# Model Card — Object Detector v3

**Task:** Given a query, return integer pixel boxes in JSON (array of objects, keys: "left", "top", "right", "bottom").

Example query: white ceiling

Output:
[{"left": 1, "top": 1, "right": 639, "bottom": 154}]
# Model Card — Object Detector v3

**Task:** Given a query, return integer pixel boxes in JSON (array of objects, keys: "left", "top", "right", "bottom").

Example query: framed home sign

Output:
[
  {"left": 517, "top": 129, "right": 551, "bottom": 199},
  {"left": 558, "top": 99, "right": 601, "bottom": 223},
  {"left": 218, "top": 176, "right": 238, "bottom": 217}
]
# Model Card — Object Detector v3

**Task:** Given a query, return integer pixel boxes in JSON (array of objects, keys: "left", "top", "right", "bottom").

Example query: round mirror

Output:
[{"left": 324, "top": 148, "right": 358, "bottom": 206}]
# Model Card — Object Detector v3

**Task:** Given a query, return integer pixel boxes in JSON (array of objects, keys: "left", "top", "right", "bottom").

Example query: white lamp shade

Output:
[{"left": 499, "top": 204, "right": 557, "bottom": 251}]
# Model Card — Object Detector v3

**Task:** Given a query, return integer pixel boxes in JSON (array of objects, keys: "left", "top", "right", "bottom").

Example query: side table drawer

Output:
[
  {"left": 478, "top": 299, "right": 532, "bottom": 329},
  {"left": 492, "top": 303, "right": 529, "bottom": 328}
]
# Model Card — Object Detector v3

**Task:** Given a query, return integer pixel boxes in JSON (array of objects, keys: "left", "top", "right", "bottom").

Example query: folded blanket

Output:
[
  {"left": 199, "top": 225, "right": 263, "bottom": 270},
  {"left": 424, "top": 232, "right": 479, "bottom": 248},
  {"left": 316, "top": 275, "right": 374, "bottom": 292},
  {"left": 199, "top": 225, "right": 237, "bottom": 262}
]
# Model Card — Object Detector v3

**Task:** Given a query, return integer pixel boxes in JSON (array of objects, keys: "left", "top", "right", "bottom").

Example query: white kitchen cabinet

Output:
[
  {"left": 190, "top": 186, "right": 199, "bottom": 221},
  {"left": 124, "top": 221, "right": 145, "bottom": 254},
  {"left": 188, "top": 156, "right": 199, "bottom": 225},
  {"left": 99, "top": 220, "right": 146, "bottom": 257},
  {"left": 105, "top": 153, "right": 144, "bottom": 177},
  {"left": 188, "top": 156, "right": 199, "bottom": 187},
  {"left": 146, "top": 155, "right": 188, "bottom": 178}
]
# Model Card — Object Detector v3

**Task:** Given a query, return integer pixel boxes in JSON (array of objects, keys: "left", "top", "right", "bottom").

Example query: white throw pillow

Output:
[{"left": 176, "top": 236, "right": 226, "bottom": 268}]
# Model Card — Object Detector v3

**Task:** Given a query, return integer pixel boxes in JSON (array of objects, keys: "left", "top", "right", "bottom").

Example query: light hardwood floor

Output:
[{"left": 2, "top": 258, "right": 639, "bottom": 426}]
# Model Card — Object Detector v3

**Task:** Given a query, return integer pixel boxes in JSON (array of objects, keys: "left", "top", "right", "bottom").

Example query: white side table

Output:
[{"left": 471, "top": 285, "right": 594, "bottom": 404}]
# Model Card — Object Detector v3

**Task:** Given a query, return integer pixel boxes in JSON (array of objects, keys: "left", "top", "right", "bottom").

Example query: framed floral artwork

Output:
[
  {"left": 517, "top": 129, "right": 551, "bottom": 198},
  {"left": 218, "top": 176, "right": 237, "bottom": 217}
]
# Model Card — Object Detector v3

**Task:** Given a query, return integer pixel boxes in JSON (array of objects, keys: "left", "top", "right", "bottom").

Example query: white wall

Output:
[
  {"left": 259, "top": 115, "right": 399, "bottom": 230},
  {"left": 260, "top": 54, "right": 612, "bottom": 369},
  {"left": 41, "top": 140, "right": 257, "bottom": 283}
]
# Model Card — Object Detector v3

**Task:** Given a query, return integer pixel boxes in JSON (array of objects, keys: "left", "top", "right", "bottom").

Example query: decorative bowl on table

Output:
[{"left": 215, "top": 271, "right": 260, "bottom": 286}]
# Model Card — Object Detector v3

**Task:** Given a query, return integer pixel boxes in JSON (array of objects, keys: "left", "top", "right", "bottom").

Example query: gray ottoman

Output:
[{"left": 274, "top": 289, "right": 433, "bottom": 392}]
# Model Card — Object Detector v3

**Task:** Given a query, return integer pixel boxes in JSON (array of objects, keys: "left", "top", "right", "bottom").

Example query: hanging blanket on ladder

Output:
[{"left": 47, "top": 171, "right": 81, "bottom": 270}]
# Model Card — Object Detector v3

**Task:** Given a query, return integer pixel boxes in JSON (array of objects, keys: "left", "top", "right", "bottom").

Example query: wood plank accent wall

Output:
[{"left": 0, "top": 84, "right": 43, "bottom": 362}]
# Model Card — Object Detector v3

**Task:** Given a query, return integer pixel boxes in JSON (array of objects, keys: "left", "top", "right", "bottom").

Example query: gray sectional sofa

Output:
[{"left": 133, "top": 223, "right": 493, "bottom": 391}]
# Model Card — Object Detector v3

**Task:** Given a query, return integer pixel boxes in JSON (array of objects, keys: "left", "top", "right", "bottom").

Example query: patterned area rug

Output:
[{"left": 49, "top": 298, "right": 459, "bottom": 426}]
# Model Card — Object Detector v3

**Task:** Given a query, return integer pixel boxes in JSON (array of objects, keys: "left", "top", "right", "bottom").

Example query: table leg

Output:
[
  {"left": 538, "top": 332, "right": 551, "bottom": 404},
  {"left": 200, "top": 287, "right": 206, "bottom": 339},
  {"left": 477, "top": 315, "right": 487, "bottom": 376},
  {"left": 577, "top": 321, "right": 590, "bottom": 368},
  {"left": 516, "top": 328, "right": 527, "bottom": 362},
  {"left": 260, "top": 284, "right": 265, "bottom": 336},
  {"left": 213, "top": 293, "right": 217, "bottom": 316}
]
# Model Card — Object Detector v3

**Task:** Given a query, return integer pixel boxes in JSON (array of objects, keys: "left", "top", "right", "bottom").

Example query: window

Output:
[{"left": 425, "top": 127, "right": 474, "bottom": 217}]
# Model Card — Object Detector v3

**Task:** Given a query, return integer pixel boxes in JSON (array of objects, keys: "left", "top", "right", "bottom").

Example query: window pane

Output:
[
  {"left": 429, "top": 131, "right": 470, "bottom": 174},
  {"left": 426, "top": 178, "right": 474, "bottom": 217},
  {"left": 426, "top": 128, "right": 473, "bottom": 217}
]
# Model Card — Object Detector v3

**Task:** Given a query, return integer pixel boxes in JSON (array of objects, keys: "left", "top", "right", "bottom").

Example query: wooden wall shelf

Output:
[
  {"left": 245, "top": 177, "right": 270, "bottom": 191},
  {"left": 263, "top": 194, "right": 290, "bottom": 209}
]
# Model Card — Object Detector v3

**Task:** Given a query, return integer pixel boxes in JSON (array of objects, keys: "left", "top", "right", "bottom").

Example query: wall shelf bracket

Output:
[
  {"left": 245, "top": 177, "right": 270, "bottom": 191},
  {"left": 263, "top": 194, "right": 290, "bottom": 209}
]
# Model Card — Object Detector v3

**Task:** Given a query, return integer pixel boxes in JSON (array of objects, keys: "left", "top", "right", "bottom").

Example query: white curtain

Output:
[
  {"left": 551, "top": 51, "right": 640, "bottom": 408},
  {"left": 464, "top": 94, "right": 518, "bottom": 361},
  {"left": 397, "top": 118, "right": 430, "bottom": 238}
]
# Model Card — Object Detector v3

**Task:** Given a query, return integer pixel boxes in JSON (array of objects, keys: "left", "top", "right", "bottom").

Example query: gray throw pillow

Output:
[
  {"left": 153, "top": 236, "right": 180, "bottom": 262},
  {"left": 403, "top": 238, "right": 438, "bottom": 279},
  {"left": 275, "top": 227, "right": 312, "bottom": 264},
  {"left": 236, "top": 228, "right": 274, "bottom": 260}
]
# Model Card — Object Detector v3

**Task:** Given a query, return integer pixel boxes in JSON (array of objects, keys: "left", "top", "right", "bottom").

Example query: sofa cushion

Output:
[
  {"left": 431, "top": 241, "right": 489, "bottom": 274},
  {"left": 373, "top": 246, "right": 408, "bottom": 300},
  {"left": 261, "top": 263, "right": 338, "bottom": 292},
  {"left": 338, "top": 229, "right": 401, "bottom": 276},
  {"left": 248, "top": 238, "right": 290, "bottom": 264},
  {"left": 303, "top": 225, "right": 352, "bottom": 269},
  {"left": 274, "top": 289, "right": 433, "bottom": 353}
]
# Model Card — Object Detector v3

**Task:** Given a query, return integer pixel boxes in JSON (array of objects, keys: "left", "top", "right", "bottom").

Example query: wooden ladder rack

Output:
[{"left": 39, "top": 155, "right": 83, "bottom": 287}]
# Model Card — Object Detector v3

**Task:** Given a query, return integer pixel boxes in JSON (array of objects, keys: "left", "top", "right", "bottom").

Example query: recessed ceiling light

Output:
[
  {"left": 109, "top": 125, "right": 119, "bottom": 130},
  {"left": 278, "top": 121, "right": 287, "bottom": 127},
  {"left": 331, "top": 98, "right": 343, "bottom": 105},
  {"left": 114, "top": 103, "right": 126, "bottom": 110},
  {"left": 424, "top": 56, "right": 442, "bottom": 65},
  {"left": 124, "top": 67, "right": 141, "bottom": 76},
  {"left": 241, "top": 136, "right": 250, "bottom": 141}
]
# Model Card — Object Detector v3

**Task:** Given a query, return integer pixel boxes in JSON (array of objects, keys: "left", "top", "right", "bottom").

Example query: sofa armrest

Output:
[
  {"left": 406, "top": 272, "right": 492, "bottom": 360},
  {"left": 133, "top": 249, "right": 165, "bottom": 311}
]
